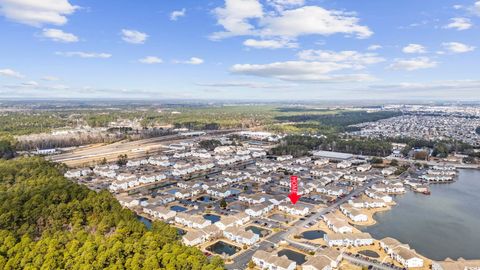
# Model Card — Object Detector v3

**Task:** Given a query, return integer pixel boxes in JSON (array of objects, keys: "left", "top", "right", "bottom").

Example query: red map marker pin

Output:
[{"left": 288, "top": 175, "right": 301, "bottom": 204}]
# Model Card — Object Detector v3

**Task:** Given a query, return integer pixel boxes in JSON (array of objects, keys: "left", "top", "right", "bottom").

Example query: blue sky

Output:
[{"left": 0, "top": 0, "right": 479, "bottom": 101}]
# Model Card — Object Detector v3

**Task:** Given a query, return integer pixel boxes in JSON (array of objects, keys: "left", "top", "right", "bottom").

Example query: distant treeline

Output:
[
  {"left": 270, "top": 135, "right": 392, "bottom": 157},
  {"left": 387, "top": 137, "right": 476, "bottom": 158},
  {"left": 274, "top": 111, "right": 403, "bottom": 130},
  {"left": 0, "top": 158, "right": 224, "bottom": 269}
]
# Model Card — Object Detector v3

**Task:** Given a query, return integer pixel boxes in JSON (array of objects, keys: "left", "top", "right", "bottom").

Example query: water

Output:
[
  {"left": 301, "top": 230, "right": 326, "bottom": 240},
  {"left": 207, "top": 241, "right": 239, "bottom": 256},
  {"left": 277, "top": 249, "right": 306, "bottom": 265},
  {"left": 137, "top": 215, "right": 152, "bottom": 229},
  {"left": 246, "top": 226, "right": 270, "bottom": 237},
  {"left": 359, "top": 250, "right": 380, "bottom": 258},
  {"left": 360, "top": 169, "right": 480, "bottom": 260},
  {"left": 170, "top": 205, "right": 187, "bottom": 212},
  {"left": 203, "top": 214, "right": 221, "bottom": 223},
  {"left": 197, "top": 196, "right": 215, "bottom": 203}
]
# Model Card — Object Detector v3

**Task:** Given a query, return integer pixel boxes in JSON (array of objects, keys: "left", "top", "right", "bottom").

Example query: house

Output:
[
  {"left": 278, "top": 202, "right": 310, "bottom": 216},
  {"left": 382, "top": 167, "right": 397, "bottom": 176},
  {"left": 252, "top": 250, "right": 296, "bottom": 270},
  {"left": 323, "top": 213, "right": 353, "bottom": 234},
  {"left": 246, "top": 202, "right": 274, "bottom": 217},
  {"left": 183, "top": 230, "right": 208, "bottom": 246},
  {"left": 175, "top": 213, "right": 212, "bottom": 229},
  {"left": 365, "top": 189, "right": 393, "bottom": 203},
  {"left": 337, "top": 161, "right": 352, "bottom": 169},
  {"left": 215, "top": 213, "right": 250, "bottom": 230},
  {"left": 277, "top": 155, "right": 293, "bottom": 161},
  {"left": 223, "top": 226, "right": 259, "bottom": 245},
  {"left": 144, "top": 205, "right": 176, "bottom": 220},
  {"left": 314, "top": 158, "right": 329, "bottom": 167},
  {"left": 207, "top": 188, "right": 231, "bottom": 198},
  {"left": 357, "top": 163, "right": 372, "bottom": 172},
  {"left": 303, "top": 249, "right": 342, "bottom": 270},
  {"left": 324, "top": 233, "right": 374, "bottom": 247},
  {"left": 432, "top": 259, "right": 480, "bottom": 270},
  {"left": 239, "top": 194, "right": 266, "bottom": 204},
  {"left": 340, "top": 205, "right": 368, "bottom": 222},
  {"left": 380, "top": 237, "right": 424, "bottom": 268}
]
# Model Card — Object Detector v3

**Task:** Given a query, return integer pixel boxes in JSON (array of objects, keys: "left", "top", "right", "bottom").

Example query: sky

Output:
[{"left": 0, "top": 0, "right": 479, "bottom": 101}]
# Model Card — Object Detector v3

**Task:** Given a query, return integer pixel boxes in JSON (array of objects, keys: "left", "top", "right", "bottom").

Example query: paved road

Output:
[
  {"left": 343, "top": 254, "right": 402, "bottom": 270},
  {"left": 226, "top": 178, "right": 381, "bottom": 270}
]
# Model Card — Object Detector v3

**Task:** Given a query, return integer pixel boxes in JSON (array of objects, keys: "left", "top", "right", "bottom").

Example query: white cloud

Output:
[
  {"left": 41, "top": 28, "right": 78, "bottom": 42},
  {"left": 0, "top": 68, "right": 23, "bottom": 78},
  {"left": 212, "top": 1, "right": 372, "bottom": 40},
  {"left": 442, "top": 42, "right": 475, "bottom": 53},
  {"left": 453, "top": 4, "right": 463, "bottom": 10},
  {"left": 444, "top": 18, "right": 472, "bottom": 30},
  {"left": 174, "top": 57, "right": 204, "bottom": 65},
  {"left": 170, "top": 8, "right": 186, "bottom": 21},
  {"left": 297, "top": 50, "right": 385, "bottom": 66},
  {"left": 267, "top": 0, "right": 304, "bottom": 11},
  {"left": 243, "top": 38, "right": 298, "bottom": 49},
  {"left": 22, "top": 80, "right": 38, "bottom": 86},
  {"left": 55, "top": 51, "right": 112, "bottom": 58},
  {"left": 42, "top": 76, "right": 59, "bottom": 81},
  {"left": 261, "top": 6, "right": 373, "bottom": 39},
  {"left": 388, "top": 57, "right": 437, "bottom": 71},
  {"left": 472, "top": 1, "right": 480, "bottom": 15},
  {"left": 367, "top": 44, "right": 382, "bottom": 51},
  {"left": 0, "top": 0, "right": 78, "bottom": 27},
  {"left": 231, "top": 61, "right": 375, "bottom": 82},
  {"left": 121, "top": 29, "right": 148, "bottom": 44},
  {"left": 139, "top": 56, "right": 163, "bottom": 64},
  {"left": 211, "top": 0, "right": 264, "bottom": 40},
  {"left": 402, "top": 43, "right": 426, "bottom": 54}
]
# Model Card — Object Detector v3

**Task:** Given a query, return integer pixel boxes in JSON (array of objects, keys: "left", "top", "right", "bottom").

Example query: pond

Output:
[
  {"left": 197, "top": 196, "right": 215, "bottom": 203},
  {"left": 207, "top": 241, "right": 240, "bottom": 256},
  {"left": 170, "top": 205, "right": 187, "bottom": 212},
  {"left": 137, "top": 215, "right": 152, "bottom": 229},
  {"left": 301, "top": 230, "right": 326, "bottom": 240},
  {"left": 277, "top": 249, "right": 307, "bottom": 265},
  {"left": 359, "top": 250, "right": 380, "bottom": 258},
  {"left": 203, "top": 214, "right": 221, "bottom": 223},
  {"left": 166, "top": 188, "right": 179, "bottom": 195},
  {"left": 246, "top": 226, "right": 270, "bottom": 237}
]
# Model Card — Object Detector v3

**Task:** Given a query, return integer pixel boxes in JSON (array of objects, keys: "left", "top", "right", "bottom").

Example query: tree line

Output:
[
  {"left": 0, "top": 158, "right": 224, "bottom": 270},
  {"left": 270, "top": 135, "right": 393, "bottom": 157}
]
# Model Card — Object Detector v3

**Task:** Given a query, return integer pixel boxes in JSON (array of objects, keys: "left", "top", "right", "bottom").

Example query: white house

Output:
[
  {"left": 340, "top": 205, "right": 368, "bottom": 222},
  {"left": 246, "top": 202, "right": 274, "bottom": 217},
  {"left": 324, "top": 233, "right": 374, "bottom": 247},
  {"left": 223, "top": 227, "right": 259, "bottom": 246},
  {"left": 278, "top": 202, "right": 310, "bottom": 216},
  {"left": 252, "top": 250, "right": 296, "bottom": 270}
]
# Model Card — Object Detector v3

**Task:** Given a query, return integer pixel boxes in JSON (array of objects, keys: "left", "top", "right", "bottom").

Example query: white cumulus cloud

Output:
[
  {"left": 41, "top": 28, "right": 78, "bottom": 42},
  {"left": 55, "top": 51, "right": 112, "bottom": 58},
  {"left": 170, "top": 8, "right": 186, "bottom": 21},
  {"left": 0, "top": 0, "right": 78, "bottom": 27},
  {"left": 367, "top": 45, "right": 382, "bottom": 51},
  {"left": 139, "top": 56, "right": 163, "bottom": 64},
  {"left": 442, "top": 42, "right": 475, "bottom": 53},
  {"left": 297, "top": 50, "right": 385, "bottom": 66},
  {"left": 444, "top": 18, "right": 472, "bottom": 30},
  {"left": 121, "top": 29, "right": 148, "bottom": 44},
  {"left": 174, "top": 57, "right": 204, "bottom": 65},
  {"left": 389, "top": 57, "right": 437, "bottom": 71},
  {"left": 402, "top": 43, "right": 426, "bottom": 54},
  {"left": 211, "top": 1, "right": 372, "bottom": 40},
  {"left": 0, "top": 68, "right": 24, "bottom": 78}
]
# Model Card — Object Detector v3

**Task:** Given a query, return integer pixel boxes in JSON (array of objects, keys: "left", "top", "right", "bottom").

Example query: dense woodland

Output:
[
  {"left": 0, "top": 158, "right": 224, "bottom": 270},
  {"left": 270, "top": 135, "right": 393, "bottom": 157}
]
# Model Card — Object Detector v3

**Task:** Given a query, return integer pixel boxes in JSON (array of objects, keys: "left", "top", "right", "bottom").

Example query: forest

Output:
[
  {"left": 0, "top": 158, "right": 224, "bottom": 270},
  {"left": 270, "top": 135, "right": 393, "bottom": 157}
]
